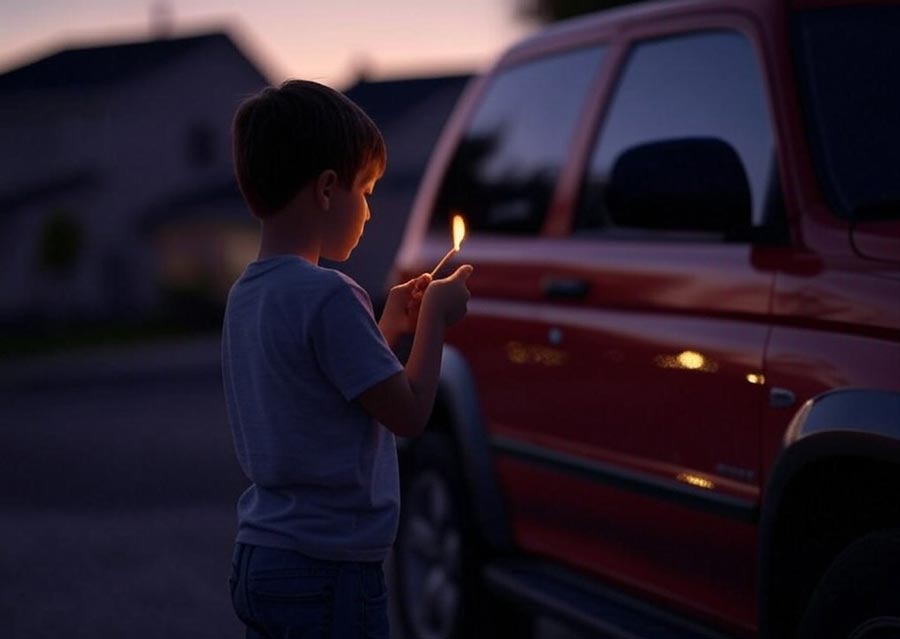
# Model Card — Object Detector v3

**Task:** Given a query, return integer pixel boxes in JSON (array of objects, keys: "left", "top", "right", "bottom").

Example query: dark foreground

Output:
[{"left": 0, "top": 337, "right": 241, "bottom": 638}]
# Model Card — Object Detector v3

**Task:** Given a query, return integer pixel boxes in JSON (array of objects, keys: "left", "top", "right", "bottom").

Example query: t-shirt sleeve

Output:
[{"left": 311, "top": 278, "right": 404, "bottom": 401}]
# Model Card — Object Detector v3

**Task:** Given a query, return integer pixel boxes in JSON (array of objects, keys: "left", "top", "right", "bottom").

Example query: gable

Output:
[{"left": 0, "top": 32, "right": 268, "bottom": 95}]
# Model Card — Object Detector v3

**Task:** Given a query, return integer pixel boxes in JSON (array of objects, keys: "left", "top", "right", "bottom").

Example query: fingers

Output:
[
  {"left": 445, "top": 264, "right": 473, "bottom": 281},
  {"left": 400, "top": 273, "right": 431, "bottom": 289},
  {"left": 404, "top": 273, "right": 431, "bottom": 302},
  {"left": 397, "top": 279, "right": 416, "bottom": 292},
  {"left": 414, "top": 272, "right": 432, "bottom": 290},
  {"left": 394, "top": 273, "right": 431, "bottom": 297}
]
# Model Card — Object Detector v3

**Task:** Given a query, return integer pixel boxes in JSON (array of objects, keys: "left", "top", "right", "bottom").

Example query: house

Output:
[
  {"left": 0, "top": 31, "right": 271, "bottom": 325},
  {"left": 0, "top": 29, "right": 471, "bottom": 327}
]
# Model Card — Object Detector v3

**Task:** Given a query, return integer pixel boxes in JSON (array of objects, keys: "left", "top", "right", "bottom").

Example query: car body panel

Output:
[{"left": 391, "top": 0, "right": 900, "bottom": 636}]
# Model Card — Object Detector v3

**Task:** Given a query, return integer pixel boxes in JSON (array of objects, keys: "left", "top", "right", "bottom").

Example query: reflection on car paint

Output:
[
  {"left": 676, "top": 472, "right": 716, "bottom": 490},
  {"left": 505, "top": 341, "right": 568, "bottom": 366},
  {"left": 653, "top": 349, "right": 718, "bottom": 373}
]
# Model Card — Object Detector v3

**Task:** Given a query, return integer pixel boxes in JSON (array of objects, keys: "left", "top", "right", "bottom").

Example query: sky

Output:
[{"left": 0, "top": 0, "right": 535, "bottom": 88}]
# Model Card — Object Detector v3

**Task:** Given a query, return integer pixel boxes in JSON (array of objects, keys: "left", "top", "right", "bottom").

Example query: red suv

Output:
[{"left": 389, "top": 1, "right": 900, "bottom": 638}]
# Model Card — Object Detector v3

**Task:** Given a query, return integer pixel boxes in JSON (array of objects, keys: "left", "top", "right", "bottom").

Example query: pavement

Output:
[
  {"left": 0, "top": 334, "right": 585, "bottom": 639},
  {"left": 0, "top": 335, "right": 241, "bottom": 638}
]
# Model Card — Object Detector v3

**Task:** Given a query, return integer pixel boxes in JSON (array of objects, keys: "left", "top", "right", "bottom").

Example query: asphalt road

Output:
[
  {"left": 0, "top": 344, "right": 242, "bottom": 638},
  {"left": 0, "top": 336, "right": 585, "bottom": 639}
]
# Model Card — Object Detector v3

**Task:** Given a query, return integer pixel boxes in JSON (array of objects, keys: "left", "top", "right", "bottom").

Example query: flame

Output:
[{"left": 452, "top": 214, "right": 466, "bottom": 251}]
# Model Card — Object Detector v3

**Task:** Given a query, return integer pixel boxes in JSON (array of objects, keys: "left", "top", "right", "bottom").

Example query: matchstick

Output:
[{"left": 429, "top": 248, "right": 458, "bottom": 278}]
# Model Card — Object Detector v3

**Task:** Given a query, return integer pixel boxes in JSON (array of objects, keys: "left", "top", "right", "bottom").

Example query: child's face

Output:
[{"left": 321, "top": 167, "right": 380, "bottom": 261}]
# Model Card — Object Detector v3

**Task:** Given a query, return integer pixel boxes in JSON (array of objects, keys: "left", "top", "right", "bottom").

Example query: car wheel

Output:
[
  {"left": 797, "top": 529, "right": 900, "bottom": 639},
  {"left": 394, "top": 431, "right": 475, "bottom": 639}
]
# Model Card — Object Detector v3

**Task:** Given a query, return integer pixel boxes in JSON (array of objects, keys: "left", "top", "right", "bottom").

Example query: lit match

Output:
[{"left": 429, "top": 214, "right": 466, "bottom": 278}]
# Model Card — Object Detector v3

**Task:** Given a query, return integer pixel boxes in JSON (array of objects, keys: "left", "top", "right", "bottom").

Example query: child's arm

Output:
[{"left": 358, "top": 265, "right": 473, "bottom": 438}]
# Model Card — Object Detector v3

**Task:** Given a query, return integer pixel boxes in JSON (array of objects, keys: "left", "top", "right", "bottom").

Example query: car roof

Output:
[
  {"left": 501, "top": 0, "right": 779, "bottom": 62},
  {"left": 507, "top": 0, "right": 895, "bottom": 59}
]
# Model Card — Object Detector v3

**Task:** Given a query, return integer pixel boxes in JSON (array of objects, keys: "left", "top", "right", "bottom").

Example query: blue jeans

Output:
[{"left": 229, "top": 543, "right": 390, "bottom": 639}]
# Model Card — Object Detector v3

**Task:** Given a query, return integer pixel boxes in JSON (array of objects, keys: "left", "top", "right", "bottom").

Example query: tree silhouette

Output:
[{"left": 518, "top": 0, "right": 646, "bottom": 23}]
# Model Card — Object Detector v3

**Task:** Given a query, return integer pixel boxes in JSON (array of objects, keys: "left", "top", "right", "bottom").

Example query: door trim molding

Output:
[{"left": 492, "top": 434, "right": 759, "bottom": 522}]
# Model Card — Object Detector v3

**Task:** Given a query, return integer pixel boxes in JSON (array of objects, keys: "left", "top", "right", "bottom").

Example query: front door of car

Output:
[{"left": 494, "top": 28, "right": 782, "bottom": 632}]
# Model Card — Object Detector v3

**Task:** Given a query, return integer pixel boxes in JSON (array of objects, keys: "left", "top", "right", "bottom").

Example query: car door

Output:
[
  {"left": 488, "top": 26, "right": 782, "bottom": 632},
  {"left": 421, "top": 42, "right": 611, "bottom": 486}
]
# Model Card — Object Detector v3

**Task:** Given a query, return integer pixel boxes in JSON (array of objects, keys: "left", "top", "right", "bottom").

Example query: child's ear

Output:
[{"left": 315, "top": 170, "right": 339, "bottom": 210}]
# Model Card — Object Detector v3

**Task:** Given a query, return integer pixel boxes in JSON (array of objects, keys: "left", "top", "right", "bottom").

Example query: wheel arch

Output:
[{"left": 758, "top": 388, "right": 900, "bottom": 639}]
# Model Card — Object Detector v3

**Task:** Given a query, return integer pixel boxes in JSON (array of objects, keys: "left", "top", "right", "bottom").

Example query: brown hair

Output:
[{"left": 232, "top": 80, "right": 386, "bottom": 218}]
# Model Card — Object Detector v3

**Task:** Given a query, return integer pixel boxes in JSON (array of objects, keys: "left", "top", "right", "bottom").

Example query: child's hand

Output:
[
  {"left": 380, "top": 273, "right": 432, "bottom": 343},
  {"left": 421, "top": 265, "right": 473, "bottom": 327}
]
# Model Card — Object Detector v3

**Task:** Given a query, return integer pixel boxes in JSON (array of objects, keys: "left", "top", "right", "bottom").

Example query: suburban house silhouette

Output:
[{"left": 0, "top": 30, "right": 470, "bottom": 328}]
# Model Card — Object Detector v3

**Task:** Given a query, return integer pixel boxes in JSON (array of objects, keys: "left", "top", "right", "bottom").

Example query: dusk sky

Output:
[{"left": 0, "top": 0, "right": 535, "bottom": 88}]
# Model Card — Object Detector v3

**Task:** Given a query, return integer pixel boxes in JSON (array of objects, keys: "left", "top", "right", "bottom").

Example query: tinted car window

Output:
[
  {"left": 577, "top": 31, "right": 778, "bottom": 237},
  {"left": 793, "top": 6, "right": 900, "bottom": 220},
  {"left": 432, "top": 46, "right": 606, "bottom": 235}
]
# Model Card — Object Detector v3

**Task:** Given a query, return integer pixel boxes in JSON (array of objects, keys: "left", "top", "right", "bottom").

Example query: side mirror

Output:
[{"left": 607, "top": 137, "right": 752, "bottom": 235}]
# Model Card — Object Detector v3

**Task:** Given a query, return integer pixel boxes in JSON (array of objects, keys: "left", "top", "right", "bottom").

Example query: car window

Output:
[
  {"left": 431, "top": 46, "right": 606, "bottom": 235},
  {"left": 575, "top": 30, "right": 781, "bottom": 240},
  {"left": 793, "top": 6, "right": 900, "bottom": 221}
]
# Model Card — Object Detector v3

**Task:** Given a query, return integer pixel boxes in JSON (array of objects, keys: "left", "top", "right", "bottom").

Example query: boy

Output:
[{"left": 222, "top": 79, "right": 472, "bottom": 638}]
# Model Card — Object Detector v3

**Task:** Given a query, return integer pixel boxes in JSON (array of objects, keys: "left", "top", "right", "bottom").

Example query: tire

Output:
[
  {"left": 393, "top": 430, "right": 531, "bottom": 639},
  {"left": 796, "top": 529, "right": 900, "bottom": 639}
]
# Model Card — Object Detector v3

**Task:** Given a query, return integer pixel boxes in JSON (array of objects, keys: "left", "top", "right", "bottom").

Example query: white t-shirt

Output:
[{"left": 222, "top": 255, "right": 404, "bottom": 561}]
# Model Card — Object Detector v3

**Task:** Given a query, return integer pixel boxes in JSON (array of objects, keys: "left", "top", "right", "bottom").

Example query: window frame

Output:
[
  {"left": 555, "top": 13, "right": 788, "bottom": 245},
  {"left": 426, "top": 42, "right": 611, "bottom": 239}
]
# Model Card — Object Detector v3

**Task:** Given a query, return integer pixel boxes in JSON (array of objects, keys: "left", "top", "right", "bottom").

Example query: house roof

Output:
[
  {"left": 0, "top": 32, "right": 244, "bottom": 94},
  {"left": 343, "top": 74, "right": 471, "bottom": 131}
]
